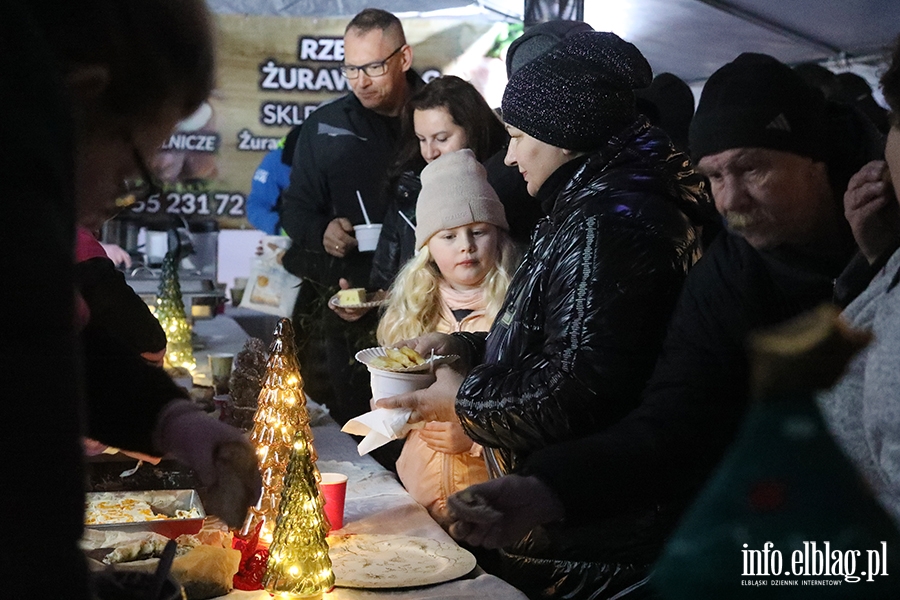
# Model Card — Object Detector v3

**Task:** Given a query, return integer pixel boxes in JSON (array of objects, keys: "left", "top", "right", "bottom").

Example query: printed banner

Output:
[{"left": 118, "top": 14, "right": 510, "bottom": 231}]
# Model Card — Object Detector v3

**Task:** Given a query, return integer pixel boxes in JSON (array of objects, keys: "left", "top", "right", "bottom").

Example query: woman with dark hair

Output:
[
  {"left": 367, "top": 75, "right": 508, "bottom": 292},
  {"left": 2, "top": 2, "right": 260, "bottom": 597}
]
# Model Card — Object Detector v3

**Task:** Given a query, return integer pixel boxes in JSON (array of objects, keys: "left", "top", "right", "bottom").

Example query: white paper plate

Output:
[
  {"left": 329, "top": 292, "right": 385, "bottom": 309},
  {"left": 329, "top": 534, "right": 476, "bottom": 588},
  {"left": 355, "top": 347, "right": 459, "bottom": 373}
]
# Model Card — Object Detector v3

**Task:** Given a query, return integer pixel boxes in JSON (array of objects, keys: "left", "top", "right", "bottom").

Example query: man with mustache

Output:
[{"left": 446, "top": 53, "right": 885, "bottom": 585}]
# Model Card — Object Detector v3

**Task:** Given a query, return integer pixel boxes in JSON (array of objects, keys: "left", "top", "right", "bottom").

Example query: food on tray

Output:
[
  {"left": 85, "top": 493, "right": 202, "bottom": 525},
  {"left": 369, "top": 346, "right": 426, "bottom": 370},
  {"left": 81, "top": 529, "right": 203, "bottom": 565},
  {"left": 337, "top": 287, "right": 368, "bottom": 305},
  {"left": 82, "top": 517, "right": 238, "bottom": 599},
  {"left": 101, "top": 531, "right": 170, "bottom": 564}
]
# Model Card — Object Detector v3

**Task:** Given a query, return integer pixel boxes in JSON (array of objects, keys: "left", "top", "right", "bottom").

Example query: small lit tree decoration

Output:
[
  {"left": 263, "top": 426, "right": 334, "bottom": 597},
  {"left": 156, "top": 250, "right": 195, "bottom": 370},
  {"left": 241, "top": 318, "right": 312, "bottom": 544}
]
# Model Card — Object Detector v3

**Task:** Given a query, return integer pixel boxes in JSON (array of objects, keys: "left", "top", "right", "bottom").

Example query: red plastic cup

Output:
[{"left": 320, "top": 472, "right": 348, "bottom": 532}]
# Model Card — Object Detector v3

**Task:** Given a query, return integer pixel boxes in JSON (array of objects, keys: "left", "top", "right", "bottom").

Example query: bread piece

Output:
[{"left": 337, "top": 287, "right": 367, "bottom": 305}]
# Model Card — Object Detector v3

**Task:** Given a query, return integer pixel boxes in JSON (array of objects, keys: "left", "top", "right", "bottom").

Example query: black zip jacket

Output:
[{"left": 281, "top": 71, "right": 423, "bottom": 287}]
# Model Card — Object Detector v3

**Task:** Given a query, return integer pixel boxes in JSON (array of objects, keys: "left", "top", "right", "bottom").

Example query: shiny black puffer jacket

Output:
[{"left": 457, "top": 118, "right": 713, "bottom": 476}]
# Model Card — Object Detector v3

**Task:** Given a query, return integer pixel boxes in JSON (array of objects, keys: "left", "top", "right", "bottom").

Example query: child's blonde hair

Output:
[{"left": 377, "top": 229, "right": 519, "bottom": 346}]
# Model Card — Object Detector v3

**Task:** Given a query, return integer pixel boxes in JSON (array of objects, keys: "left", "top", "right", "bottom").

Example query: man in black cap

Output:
[
  {"left": 280, "top": 8, "right": 423, "bottom": 428},
  {"left": 446, "top": 52, "right": 882, "bottom": 598}
]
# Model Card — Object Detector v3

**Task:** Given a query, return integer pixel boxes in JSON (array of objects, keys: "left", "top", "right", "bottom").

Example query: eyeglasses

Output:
[
  {"left": 115, "top": 144, "right": 162, "bottom": 208},
  {"left": 340, "top": 45, "right": 405, "bottom": 80}
]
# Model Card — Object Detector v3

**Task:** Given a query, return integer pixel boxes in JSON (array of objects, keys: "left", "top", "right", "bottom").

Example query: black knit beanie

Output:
[
  {"left": 502, "top": 31, "right": 653, "bottom": 152},
  {"left": 689, "top": 53, "right": 828, "bottom": 163}
]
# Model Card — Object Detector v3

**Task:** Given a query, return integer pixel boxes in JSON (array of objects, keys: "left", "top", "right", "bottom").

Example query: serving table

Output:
[{"left": 102, "top": 314, "right": 526, "bottom": 599}]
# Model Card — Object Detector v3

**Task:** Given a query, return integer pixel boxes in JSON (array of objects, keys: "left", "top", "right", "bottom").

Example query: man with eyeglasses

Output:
[{"left": 280, "top": 8, "right": 424, "bottom": 435}]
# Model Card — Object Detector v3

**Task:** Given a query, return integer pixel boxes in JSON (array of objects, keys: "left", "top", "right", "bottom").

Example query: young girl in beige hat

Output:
[{"left": 377, "top": 148, "right": 518, "bottom": 526}]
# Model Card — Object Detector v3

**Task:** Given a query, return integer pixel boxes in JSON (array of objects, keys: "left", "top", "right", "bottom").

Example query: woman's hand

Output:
[
  {"left": 376, "top": 365, "right": 463, "bottom": 423},
  {"left": 396, "top": 332, "right": 469, "bottom": 366},
  {"left": 419, "top": 420, "right": 474, "bottom": 454}
]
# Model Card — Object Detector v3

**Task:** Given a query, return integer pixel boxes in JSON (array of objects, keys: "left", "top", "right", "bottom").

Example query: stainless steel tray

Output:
[{"left": 84, "top": 489, "right": 206, "bottom": 539}]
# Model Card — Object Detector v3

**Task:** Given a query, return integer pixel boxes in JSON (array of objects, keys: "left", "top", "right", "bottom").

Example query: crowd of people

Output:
[{"left": 4, "top": 0, "right": 900, "bottom": 598}]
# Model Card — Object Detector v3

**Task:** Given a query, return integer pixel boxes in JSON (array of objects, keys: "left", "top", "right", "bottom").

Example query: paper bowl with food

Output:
[
  {"left": 355, "top": 347, "right": 453, "bottom": 401},
  {"left": 355, "top": 346, "right": 457, "bottom": 373}
]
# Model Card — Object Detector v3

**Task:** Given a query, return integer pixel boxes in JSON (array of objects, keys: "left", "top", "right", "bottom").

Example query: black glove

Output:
[
  {"left": 447, "top": 474, "right": 565, "bottom": 549},
  {"left": 154, "top": 400, "right": 262, "bottom": 528}
]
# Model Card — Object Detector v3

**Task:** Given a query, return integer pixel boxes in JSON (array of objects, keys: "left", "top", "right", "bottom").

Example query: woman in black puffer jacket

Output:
[{"left": 381, "top": 32, "right": 718, "bottom": 599}]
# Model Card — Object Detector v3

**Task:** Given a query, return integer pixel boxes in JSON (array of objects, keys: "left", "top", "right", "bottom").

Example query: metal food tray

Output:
[{"left": 84, "top": 489, "right": 206, "bottom": 539}]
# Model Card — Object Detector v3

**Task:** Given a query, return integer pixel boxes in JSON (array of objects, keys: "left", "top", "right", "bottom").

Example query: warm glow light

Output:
[
  {"left": 243, "top": 318, "right": 318, "bottom": 549},
  {"left": 258, "top": 321, "right": 332, "bottom": 596}
]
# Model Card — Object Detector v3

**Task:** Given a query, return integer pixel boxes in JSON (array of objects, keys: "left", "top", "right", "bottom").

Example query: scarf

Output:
[{"left": 438, "top": 280, "right": 487, "bottom": 311}]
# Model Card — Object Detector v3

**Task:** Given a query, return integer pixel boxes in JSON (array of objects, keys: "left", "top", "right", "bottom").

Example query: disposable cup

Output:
[
  {"left": 367, "top": 367, "right": 436, "bottom": 402},
  {"left": 320, "top": 472, "right": 349, "bottom": 531},
  {"left": 208, "top": 352, "right": 234, "bottom": 395},
  {"left": 354, "top": 224, "right": 382, "bottom": 252}
]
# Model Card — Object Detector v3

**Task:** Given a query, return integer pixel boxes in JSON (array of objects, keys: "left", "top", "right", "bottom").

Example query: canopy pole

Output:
[{"left": 523, "top": 0, "right": 583, "bottom": 27}]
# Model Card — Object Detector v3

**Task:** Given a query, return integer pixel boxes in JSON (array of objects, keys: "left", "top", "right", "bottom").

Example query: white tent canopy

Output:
[{"left": 209, "top": 1, "right": 898, "bottom": 88}]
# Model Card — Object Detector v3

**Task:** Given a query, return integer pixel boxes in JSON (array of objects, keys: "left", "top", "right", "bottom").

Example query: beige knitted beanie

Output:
[{"left": 415, "top": 149, "right": 509, "bottom": 249}]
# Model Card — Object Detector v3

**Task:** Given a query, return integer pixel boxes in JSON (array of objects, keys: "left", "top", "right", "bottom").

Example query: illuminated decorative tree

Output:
[
  {"left": 263, "top": 427, "right": 334, "bottom": 597},
  {"left": 156, "top": 250, "right": 195, "bottom": 371},
  {"left": 241, "top": 318, "right": 312, "bottom": 545}
]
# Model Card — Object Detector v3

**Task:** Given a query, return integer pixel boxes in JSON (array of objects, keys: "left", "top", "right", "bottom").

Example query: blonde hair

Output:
[{"left": 377, "top": 230, "right": 519, "bottom": 346}]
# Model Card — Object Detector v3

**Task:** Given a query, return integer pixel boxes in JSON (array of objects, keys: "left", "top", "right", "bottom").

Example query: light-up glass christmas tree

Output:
[
  {"left": 156, "top": 250, "right": 195, "bottom": 371},
  {"left": 263, "top": 426, "right": 334, "bottom": 598},
  {"left": 241, "top": 318, "right": 312, "bottom": 545}
]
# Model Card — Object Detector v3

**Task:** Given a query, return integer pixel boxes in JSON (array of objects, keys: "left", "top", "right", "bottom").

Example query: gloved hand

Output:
[
  {"left": 447, "top": 474, "right": 565, "bottom": 549},
  {"left": 153, "top": 400, "right": 262, "bottom": 528}
]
